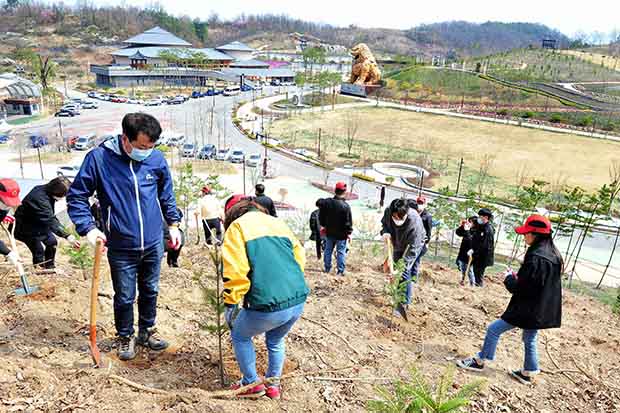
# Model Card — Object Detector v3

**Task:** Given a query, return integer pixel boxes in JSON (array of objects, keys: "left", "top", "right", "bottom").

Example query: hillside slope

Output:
[{"left": 1, "top": 241, "right": 619, "bottom": 412}]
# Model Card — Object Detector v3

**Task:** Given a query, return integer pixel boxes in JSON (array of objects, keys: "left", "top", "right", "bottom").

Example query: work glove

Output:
[
  {"left": 382, "top": 233, "right": 391, "bottom": 241},
  {"left": 224, "top": 304, "right": 240, "bottom": 330},
  {"left": 86, "top": 228, "right": 107, "bottom": 251},
  {"left": 2, "top": 214, "right": 15, "bottom": 225},
  {"left": 167, "top": 226, "right": 181, "bottom": 250},
  {"left": 467, "top": 249, "right": 474, "bottom": 257},
  {"left": 7, "top": 250, "right": 20, "bottom": 267},
  {"left": 67, "top": 234, "right": 81, "bottom": 250}
]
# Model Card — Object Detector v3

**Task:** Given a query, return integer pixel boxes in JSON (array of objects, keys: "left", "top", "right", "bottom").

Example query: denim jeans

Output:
[
  {"left": 107, "top": 242, "right": 164, "bottom": 337},
  {"left": 231, "top": 303, "right": 305, "bottom": 385},
  {"left": 324, "top": 237, "right": 347, "bottom": 274},
  {"left": 411, "top": 244, "right": 427, "bottom": 279},
  {"left": 456, "top": 259, "right": 475, "bottom": 286},
  {"left": 477, "top": 319, "right": 540, "bottom": 373}
]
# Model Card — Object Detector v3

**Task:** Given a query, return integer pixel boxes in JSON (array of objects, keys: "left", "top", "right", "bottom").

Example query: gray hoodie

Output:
[{"left": 381, "top": 208, "right": 426, "bottom": 266}]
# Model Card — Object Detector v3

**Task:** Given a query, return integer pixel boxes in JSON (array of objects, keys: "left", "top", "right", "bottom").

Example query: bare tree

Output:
[
  {"left": 608, "top": 160, "right": 620, "bottom": 214},
  {"left": 343, "top": 111, "right": 361, "bottom": 156},
  {"left": 476, "top": 154, "right": 496, "bottom": 199}
]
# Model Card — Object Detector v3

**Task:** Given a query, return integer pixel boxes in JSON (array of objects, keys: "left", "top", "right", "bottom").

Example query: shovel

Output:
[
  {"left": 1, "top": 222, "right": 39, "bottom": 296},
  {"left": 194, "top": 214, "right": 201, "bottom": 245},
  {"left": 462, "top": 255, "right": 473, "bottom": 286},
  {"left": 382, "top": 237, "right": 394, "bottom": 274},
  {"left": 89, "top": 239, "right": 104, "bottom": 368}
]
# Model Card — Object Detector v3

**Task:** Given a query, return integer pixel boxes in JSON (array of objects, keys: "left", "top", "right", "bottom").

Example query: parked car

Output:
[
  {"left": 181, "top": 143, "right": 197, "bottom": 158},
  {"left": 74, "top": 133, "right": 97, "bottom": 151},
  {"left": 81, "top": 100, "right": 98, "bottom": 109},
  {"left": 245, "top": 153, "right": 262, "bottom": 167},
  {"left": 101, "top": 94, "right": 111, "bottom": 101},
  {"left": 167, "top": 134, "right": 185, "bottom": 147},
  {"left": 61, "top": 104, "right": 81, "bottom": 113},
  {"left": 240, "top": 84, "right": 252, "bottom": 92},
  {"left": 197, "top": 144, "right": 216, "bottom": 160},
  {"left": 230, "top": 149, "right": 245, "bottom": 163},
  {"left": 215, "top": 148, "right": 232, "bottom": 161},
  {"left": 144, "top": 98, "right": 162, "bottom": 106},
  {"left": 167, "top": 96, "right": 185, "bottom": 105},
  {"left": 0, "top": 134, "right": 9, "bottom": 144},
  {"left": 56, "top": 165, "right": 81, "bottom": 180},
  {"left": 55, "top": 109, "right": 78, "bottom": 117},
  {"left": 127, "top": 98, "right": 142, "bottom": 105},
  {"left": 29, "top": 134, "right": 48, "bottom": 148},
  {"left": 87, "top": 91, "right": 97, "bottom": 98},
  {"left": 223, "top": 86, "right": 240, "bottom": 96}
]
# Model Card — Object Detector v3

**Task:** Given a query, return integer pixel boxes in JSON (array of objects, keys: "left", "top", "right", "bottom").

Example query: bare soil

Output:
[{"left": 1, "top": 241, "right": 619, "bottom": 412}]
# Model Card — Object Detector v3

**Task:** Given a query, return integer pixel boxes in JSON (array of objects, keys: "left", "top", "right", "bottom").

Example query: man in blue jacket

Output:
[{"left": 67, "top": 113, "right": 181, "bottom": 361}]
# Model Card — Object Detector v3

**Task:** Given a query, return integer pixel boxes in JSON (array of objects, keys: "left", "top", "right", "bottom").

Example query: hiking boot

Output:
[
  {"left": 230, "top": 380, "right": 266, "bottom": 399},
  {"left": 336, "top": 271, "right": 345, "bottom": 276},
  {"left": 510, "top": 370, "right": 535, "bottom": 385},
  {"left": 117, "top": 335, "right": 136, "bottom": 361},
  {"left": 456, "top": 357, "right": 485, "bottom": 372},
  {"left": 265, "top": 385, "right": 281, "bottom": 400},
  {"left": 137, "top": 327, "right": 169, "bottom": 351}
]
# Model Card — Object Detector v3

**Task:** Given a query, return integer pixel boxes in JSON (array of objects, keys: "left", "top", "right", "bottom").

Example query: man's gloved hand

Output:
[
  {"left": 86, "top": 228, "right": 107, "bottom": 250},
  {"left": 382, "top": 233, "right": 391, "bottom": 241},
  {"left": 7, "top": 250, "right": 20, "bottom": 267},
  {"left": 224, "top": 304, "right": 240, "bottom": 330},
  {"left": 2, "top": 214, "right": 15, "bottom": 225},
  {"left": 467, "top": 249, "right": 474, "bottom": 257},
  {"left": 67, "top": 234, "right": 81, "bottom": 250},
  {"left": 168, "top": 226, "right": 181, "bottom": 250}
]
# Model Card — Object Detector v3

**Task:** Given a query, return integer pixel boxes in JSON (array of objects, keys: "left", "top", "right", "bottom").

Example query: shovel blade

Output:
[
  {"left": 396, "top": 303, "right": 409, "bottom": 322},
  {"left": 89, "top": 325, "right": 103, "bottom": 368}
]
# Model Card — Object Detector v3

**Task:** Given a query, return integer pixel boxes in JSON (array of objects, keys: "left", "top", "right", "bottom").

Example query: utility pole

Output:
[
  {"left": 317, "top": 128, "right": 321, "bottom": 158},
  {"left": 243, "top": 155, "right": 246, "bottom": 195},
  {"left": 455, "top": 157, "right": 464, "bottom": 195},
  {"left": 36, "top": 147, "right": 44, "bottom": 179}
]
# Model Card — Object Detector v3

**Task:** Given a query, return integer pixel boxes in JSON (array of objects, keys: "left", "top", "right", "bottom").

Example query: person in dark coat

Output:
[
  {"left": 380, "top": 198, "right": 426, "bottom": 310},
  {"left": 308, "top": 202, "right": 324, "bottom": 260},
  {"left": 411, "top": 195, "right": 432, "bottom": 281},
  {"left": 457, "top": 214, "right": 563, "bottom": 385},
  {"left": 318, "top": 182, "right": 353, "bottom": 276},
  {"left": 254, "top": 184, "right": 277, "bottom": 217},
  {"left": 470, "top": 208, "right": 495, "bottom": 287},
  {"left": 455, "top": 216, "right": 478, "bottom": 286},
  {"left": 14, "top": 177, "right": 80, "bottom": 268}
]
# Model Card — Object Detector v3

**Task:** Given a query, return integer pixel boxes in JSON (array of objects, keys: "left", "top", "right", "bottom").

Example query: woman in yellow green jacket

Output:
[{"left": 222, "top": 195, "right": 309, "bottom": 400}]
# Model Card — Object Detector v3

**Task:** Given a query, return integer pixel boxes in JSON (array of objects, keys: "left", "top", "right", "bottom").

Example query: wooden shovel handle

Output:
[{"left": 89, "top": 240, "right": 103, "bottom": 330}]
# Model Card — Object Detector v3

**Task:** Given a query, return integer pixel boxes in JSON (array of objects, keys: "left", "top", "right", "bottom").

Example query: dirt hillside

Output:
[{"left": 1, "top": 241, "right": 619, "bottom": 412}]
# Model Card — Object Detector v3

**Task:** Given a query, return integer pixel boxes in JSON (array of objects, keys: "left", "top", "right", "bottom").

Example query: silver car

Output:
[
  {"left": 230, "top": 149, "right": 245, "bottom": 163},
  {"left": 181, "top": 143, "right": 197, "bottom": 158},
  {"left": 245, "top": 154, "right": 262, "bottom": 167}
]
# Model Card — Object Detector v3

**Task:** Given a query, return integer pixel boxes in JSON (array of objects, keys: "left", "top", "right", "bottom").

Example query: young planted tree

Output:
[
  {"left": 174, "top": 162, "right": 206, "bottom": 234},
  {"left": 31, "top": 54, "right": 57, "bottom": 91},
  {"left": 343, "top": 111, "right": 361, "bottom": 156},
  {"left": 63, "top": 238, "right": 94, "bottom": 281},
  {"left": 384, "top": 259, "right": 408, "bottom": 324},
  {"left": 367, "top": 365, "right": 484, "bottom": 413}
]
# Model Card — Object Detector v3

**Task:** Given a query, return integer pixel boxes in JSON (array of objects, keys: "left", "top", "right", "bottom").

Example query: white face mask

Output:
[
  {"left": 392, "top": 217, "right": 407, "bottom": 227},
  {"left": 418, "top": 204, "right": 425, "bottom": 212},
  {"left": 477, "top": 217, "right": 485, "bottom": 225}
]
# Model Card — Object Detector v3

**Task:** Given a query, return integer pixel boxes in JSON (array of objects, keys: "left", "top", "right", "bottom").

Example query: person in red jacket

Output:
[{"left": 0, "top": 179, "right": 21, "bottom": 268}]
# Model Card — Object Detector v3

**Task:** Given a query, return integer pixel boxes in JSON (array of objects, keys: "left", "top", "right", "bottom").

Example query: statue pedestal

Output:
[{"left": 340, "top": 82, "right": 383, "bottom": 98}]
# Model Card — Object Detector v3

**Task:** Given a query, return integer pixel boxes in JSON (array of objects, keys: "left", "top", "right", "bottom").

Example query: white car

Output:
[
  {"left": 245, "top": 154, "right": 262, "bottom": 167},
  {"left": 127, "top": 98, "right": 142, "bottom": 105},
  {"left": 81, "top": 100, "right": 98, "bottom": 109},
  {"left": 56, "top": 165, "right": 81, "bottom": 180},
  {"left": 144, "top": 99, "right": 162, "bottom": 106},
  {"left": 230, "top": 149, "right": 245, "bottom": 163},
  {"left": 215, "top": 148, "right": 232, "bottom": 161},
  {"left": 181, "top": 143, "right": 197, "bottom": 157}
]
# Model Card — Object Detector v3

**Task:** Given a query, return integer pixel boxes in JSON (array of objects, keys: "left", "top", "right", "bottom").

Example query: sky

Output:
[{"left": 58, "top": 0, "right": 619, "bottom": 38}]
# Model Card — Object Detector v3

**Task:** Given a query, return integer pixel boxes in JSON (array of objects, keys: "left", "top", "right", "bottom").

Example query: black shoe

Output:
[
  {"left": 336, "top": 271, "right": 345, "bottom": 276},
  {"left": 117, "top": 335, "right": 136, "bottom": 361},
  {"left": 170, "top": 262, "right": 179, "bottom": 268},
  {"left": 510, "top": 370, "right": 534, "bottom": 385},
  {"left": 137, "top": 327, "right": 169, "bottom": 351},
  {"left": 456, "top": 357, "right": 485, "bottom": 372}
]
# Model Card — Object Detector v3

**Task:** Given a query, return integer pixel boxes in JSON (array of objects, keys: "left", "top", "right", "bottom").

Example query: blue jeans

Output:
[
  {"left": 324, "top": 237, "right": 347, "bottom": 274},
  {"left": 456, "top": 259, "right": 475, "bottom": 286},
  {"left": 411, "top": 244, "right": 427, "bottom": 279},
  {"left": 107, "top": 243, "right": 164, "bottom": 337},
  {"left": 231, "top": 303, "right": 305, "bottom": 385},
  {"left": 477, "top": 319, "right": 540, "bottom": 373}
]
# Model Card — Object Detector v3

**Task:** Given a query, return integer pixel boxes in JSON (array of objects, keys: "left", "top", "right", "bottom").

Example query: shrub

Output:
[
  {"left": 496, "top": 109, "right": 508, "bottom": 116},
  {"left": 339, "top": 152, "right": 361, "bottom": 159},
  {"left": 521, "top": 111, "right": 534, "bottom": 119},
  {"left": 549, "top": 113, "right": 564, "bottom": 123},
  {"left": 577, "top": 115, "right": 593, "bottom": 127},
  {"left": 353, "top": 172, "right": 375, "bottom": 182}
]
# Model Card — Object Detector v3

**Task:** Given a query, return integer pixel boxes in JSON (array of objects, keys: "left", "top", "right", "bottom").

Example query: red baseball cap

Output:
[
  {"left": 225, "top": 194, "right": 250, "bottom": 212},
  {"left": 201, "top": 186, "right": 211, "bottom": 194},
  {"left": 0, "top": 179, "right": 21, "bottom": 208},
  {"left": 515, "top": 214, "right": 552, "bottom": 235},
  {"left": 335, "top": 182, "right": 347, "bottom": 191},
  {"left": 416, "top": 195, "right": 427, "bottom": 204}
]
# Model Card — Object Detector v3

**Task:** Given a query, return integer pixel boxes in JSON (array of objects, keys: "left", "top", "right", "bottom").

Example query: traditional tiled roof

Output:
[
  {"left": 123, "top": 26, "right": 192, "bottom": 47},
  {"left": 112, "top": 47, "right": 233, "bottom": 61},
  {"left": 229, "top": 59, "right": 269, "bottom": 68},
  {"left": 216, "top": 41, "right": 255, "bottom": 52}
]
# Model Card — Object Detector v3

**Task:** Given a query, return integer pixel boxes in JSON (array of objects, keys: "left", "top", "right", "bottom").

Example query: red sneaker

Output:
[
  {"left": 230, "top": 381, "right": 266, "bottom": 399},
  {"left": 265, "top": 385, "right": 281, "bottom": 400}
]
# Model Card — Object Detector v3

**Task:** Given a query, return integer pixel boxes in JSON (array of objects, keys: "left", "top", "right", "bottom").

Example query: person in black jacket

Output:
[
  {"left": 455, "top": 216, "right": 477, "bottom": 286},
  {"left": 14, "top": 177, "right": 80, "bottom": 269},
  {"left": 163, "top": 209, "right": 185, "bottom": 267},
  {"left": 318, "top": 182, "right": 353, "bottom": 276},
  {"left": 308, "top": 202, "right": 324, "bottom": 260},
  {"left": 470, "top": 208, "right": 495, "bottom": 287},
  {"left": 254, "top": 184, "right": 277, "bottom": 217},
  {"left": 457, "top": 214, "right": 563, "bottom": 385},
  {"left": 0, "top": 179, "right": 22, "bottom": 268},
  {"left": 411, "top": 195, "right": 432, "bottom": 280}
]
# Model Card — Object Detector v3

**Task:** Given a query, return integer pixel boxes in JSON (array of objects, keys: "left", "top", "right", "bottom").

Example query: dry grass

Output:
[
  {"left": 12, "top": 152, "right": 75, "bottom": 164},
  {"left": 560, "top": 50, "right": 620, "bottom": 72},
  {"left": 270, "top": 106, "right": 620, "bottom": 193},
  {"left": 167, "top": 158, "right": 238, "bottom": 175}
]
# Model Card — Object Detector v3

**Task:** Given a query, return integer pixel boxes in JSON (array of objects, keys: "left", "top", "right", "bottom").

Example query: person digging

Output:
[
  {"left": 0, "top": 179, "right": 22, "bottom": 269},
  {"left": 67, "top": 113, "right": 181, "bottom": 361}
]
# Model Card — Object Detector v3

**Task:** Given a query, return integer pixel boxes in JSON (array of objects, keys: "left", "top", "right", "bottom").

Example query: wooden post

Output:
[
  {"left": 455, "top": 158, "right": 464, "bottom": 195},
  {"left": 317, "top": 128, "right": 321, "bottom": 158},
  {"left": 36, "top": 147, "right": 44, "bottom": 179},
  {"left": 18, "top": 143, "right": 24, "bottom": 178}
]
